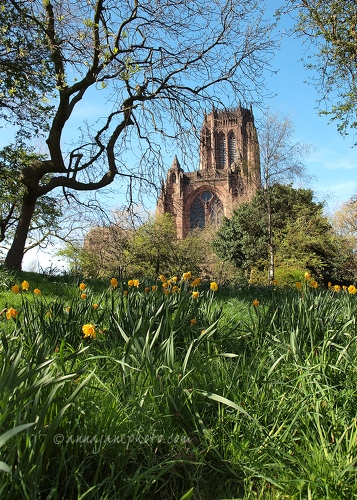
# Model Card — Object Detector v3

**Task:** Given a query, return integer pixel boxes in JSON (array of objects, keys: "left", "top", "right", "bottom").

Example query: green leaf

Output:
[
  {"left": 0, "top": 461, "right": 11, "bottom": 473},
  {"left": 196, "top": 390, "right": 255, "bottom": 421},
  {"left": 179, "top": 487, "right": 194, "bottom": 500},
  {"left": 0, "top": 422, "right": 36, "bottom": 448}
]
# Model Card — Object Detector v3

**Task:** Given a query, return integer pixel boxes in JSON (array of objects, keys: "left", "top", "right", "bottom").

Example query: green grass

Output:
[{"left": 1, "top": 268, "right": 357, "bottom": 499}]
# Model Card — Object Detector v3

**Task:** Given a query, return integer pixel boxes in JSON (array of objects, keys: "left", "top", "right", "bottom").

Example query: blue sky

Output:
[
  {"left": 2, "top": 2, "right": 355, "bottom": 215},
  {"left": 260, "top": 4, "right": 357, "bottom": 213}
]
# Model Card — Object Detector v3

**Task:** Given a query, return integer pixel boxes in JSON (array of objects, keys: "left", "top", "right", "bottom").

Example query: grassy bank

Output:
[{"left": 1, "top": 268, "right": 357, "bottom": 499}]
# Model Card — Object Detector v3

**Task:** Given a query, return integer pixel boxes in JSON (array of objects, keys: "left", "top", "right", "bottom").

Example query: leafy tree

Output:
[
  {"left": 61, "top": 214, "right": 225, "bottom": 280},
  {"left": 212, "top": 197, "right": 268, "bottom": 277},
  {"left": 283, "top": 0, "right": 357, "bottom": 136},
  {"left": 213, "top": 184, "right": 338, "bottom": 283},
  {"left": 0, "top": 144, "right": 62, "bottom": 258},
  {"left": 125, "top": 213, "right": 193, "bottom": 278},
  {"left": 2, "top": 0, "right": 277, "bottom": 270},
  {"left": 0, "top": 0, "right": 54, "bottom": 135}
]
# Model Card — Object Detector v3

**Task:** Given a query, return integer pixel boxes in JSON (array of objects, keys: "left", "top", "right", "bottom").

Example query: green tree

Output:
[
  {"left": 3, "top": 0, "right": 277, "bottom": 270},
  {"left": 0, "top": 144, "right": 62, "bottom": 259},
  {"left": 61, "top": 214, "right": 223, "bottom": 280},
  {"left": 283, "top": 0, "right": 357, "bottom": 136},
  {"left": 0, "top": 0, "right": 54, "bottom": 135},
  {"left": 126, "top": 213, "right": 183, "bottom": 278},
  {"left": 213, "top": 184, "right": 338, "bottom": 283},
  {"left": 212, "top": 193, "right": 269, "bottom": 281}
]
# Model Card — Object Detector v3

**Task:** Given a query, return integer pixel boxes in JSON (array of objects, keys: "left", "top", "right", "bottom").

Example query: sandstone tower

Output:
[{"left": 157, "top": 106, "right": 261, "bottom": 238}]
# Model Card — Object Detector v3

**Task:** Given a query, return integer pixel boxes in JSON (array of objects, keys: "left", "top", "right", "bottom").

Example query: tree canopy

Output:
[
  {"left": 2, "top": 0, "right": 277, "bottom": 270},
  {"left": 62, "top": 212, "right": 208, "bottom": 279},
  {"left": 0, "top": 144, "right": 62, "bottom": 258},
  {"left": 284, "top": 0, "right": 357, "bottom": 136},
  {"left": 0, "top": 0, "right": 54, "bottom": 136},
  {"left": 213, "top": 184, "right": 339, "bottom": 283}
]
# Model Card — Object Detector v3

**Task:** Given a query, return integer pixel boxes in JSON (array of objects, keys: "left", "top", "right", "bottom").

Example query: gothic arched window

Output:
[
  {"left": 218, "top": 133, "right": 226, "bottom": 169},
  {"left": 228, "top": 132, "right": 237, "bottom": 165},
  {"left": 190, "top": 191, "right": 223, "bottom": 230}
]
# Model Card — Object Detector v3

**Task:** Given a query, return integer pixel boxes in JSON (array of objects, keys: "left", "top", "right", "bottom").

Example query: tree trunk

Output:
[
  {"left": 268, "top": 240, "right": 275, "bottom": 283},
  {"left": 4, "top": 193, "right": 37, "bottom": 270},
  {"left": 265, "top": 190, "right": 275, "bottom": 284}
]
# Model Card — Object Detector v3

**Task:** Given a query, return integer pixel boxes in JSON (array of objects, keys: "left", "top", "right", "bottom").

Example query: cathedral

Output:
[{"left": 157, "top": 106, "right": 261, "bottom": 238}]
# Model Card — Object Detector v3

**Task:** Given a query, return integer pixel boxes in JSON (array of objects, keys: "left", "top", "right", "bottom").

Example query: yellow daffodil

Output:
[
  {"left": 21, "top": 280, "right": 29, "bottom": 291},
  {"left": 11, "top": 284, "right": 20, "bottom": 294},
  {"left": 210, "top": 281, "right": 218, "bottom": 291},
  {"left": 33, "top": 288, "right": 41, "bottom": 295},
  {"left": 82, "top": 323, "right": 96, "bottom": 339},
  {"left": 348, "top": 285, "right": 357, "bottom": 294},
  {"left": 295, "top": 282, "right": 302, "bottom": 289},
  {"left": 182, "top": 271, "right": 192, "bottom": 281},
  {"left": 192, "top": 291, "right": 199, "bottom": 298},
  {"left": 110, "top": 277, "right": 118, "bottom": 289},
  {"left": 304, "top": 272, "right": 311, "bottom": 280},
  {"left": 93, "top": 303, "right": 99, "bottom": 309},
  {"left": 79, "top": 283, "right": 86, "bottom": 291},
  {"left": 190, "top": 318, "right": 197, "bottom": 325},
  {"left": 6, "top": 307, "right": 18, "bottom": 320},
  {"left": 128, "top": 279, "right": 134, "bottom": 287},
  {"left": 80, "top": 293, "right": 87, "bottom": 299},
  {"left": 252, "top": 299, "right": 259, "bottom": 307}
]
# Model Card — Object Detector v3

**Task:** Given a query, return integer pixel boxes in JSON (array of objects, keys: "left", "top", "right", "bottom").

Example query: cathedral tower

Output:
[{"left": 157, "top": 106, "right": 261, "bottom": 238}]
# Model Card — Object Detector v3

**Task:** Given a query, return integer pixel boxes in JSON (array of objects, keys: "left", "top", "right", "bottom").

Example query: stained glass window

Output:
[
  {"left": 190, "top": 191, "right": 223, "bottom": 229},
  {"left": 190, "top": 196, "right": 205, "bottom": 229}
]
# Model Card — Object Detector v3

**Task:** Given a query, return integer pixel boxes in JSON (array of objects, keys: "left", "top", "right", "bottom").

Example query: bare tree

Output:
[
  {"left": 333, "top": 196, "right": 357, "bottom": 239},
  {"left": 258, "top": 111, "right": 313, "bottom": 282},
  {"left": 332, "top": 196, "right": 357, "bottom": 282},
  {"left": 4, "top": 0, "right": 277, "bottom": 269}
]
